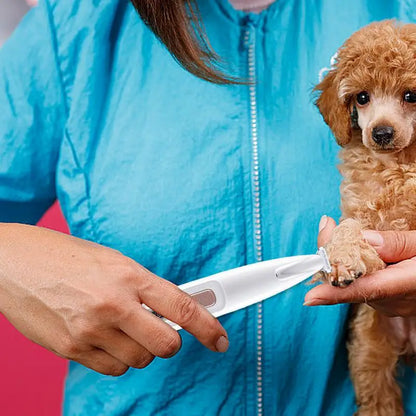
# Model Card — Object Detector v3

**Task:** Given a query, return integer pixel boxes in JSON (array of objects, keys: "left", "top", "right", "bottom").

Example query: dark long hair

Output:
[{"left": 130, "top": 0, "right": 236, "bottom": 84}]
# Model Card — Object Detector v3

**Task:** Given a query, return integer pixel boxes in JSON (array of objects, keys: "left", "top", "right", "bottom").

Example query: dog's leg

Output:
[
  {"left": 316, "top": 218, "right": 385, "bottom": 287},
  {"left": 314, "top": 218, "right": 404, "bottom": 414},
  {"left": 349, "top": 305, "right": 403, "bottom": 416}
]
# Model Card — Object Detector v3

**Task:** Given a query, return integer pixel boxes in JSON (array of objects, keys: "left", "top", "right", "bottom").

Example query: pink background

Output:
[
  {"left": 0, "top": 203, "right": 68, "bottom": 416},
  {"left": 2, "top": 3, "right": 67, "bottom": 415}
]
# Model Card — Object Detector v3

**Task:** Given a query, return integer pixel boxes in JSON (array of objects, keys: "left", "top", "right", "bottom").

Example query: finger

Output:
[
  {"left": 362, "top": 230, "right": 416, "bottom": 263},
  {"left": 119, "top": 306, "right": 183, "bottom": 359},
  {"left": 317, "top": 215, "right": 337, "bottom": 247},
  {"left": 95, "top": 329, "right": 155, "bottom": 369},
  {"left": 75, "top": 348, "right": 129, "bottom": 377},
  {"left": 139, "top": 274, "right": 229, "bottom": 353},
  {"left": 304, "top": 258, "right": 416, "bottom": 305}
]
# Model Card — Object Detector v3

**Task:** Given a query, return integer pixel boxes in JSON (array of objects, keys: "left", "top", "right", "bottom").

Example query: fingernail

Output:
[
  {"left": 303, "top": 300, "right": 317, "bottom": 306},
  {"left": 319, "top": 215, "right": 328, "bottom": 232},
  {"left": 362, "top": 230, "right": 384, "bottom": 247},
  {"left": 216, "top": 336, "right": 229, "bottom": 353},
  {"left": 303, "top": 298, "right": 329, "bottom": 306}
]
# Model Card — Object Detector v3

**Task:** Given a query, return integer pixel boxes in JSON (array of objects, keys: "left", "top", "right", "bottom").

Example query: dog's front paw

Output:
[
  {"left": 326, "top": 263, "right": 363, "bottom": 287},
  {"left": 315, "top": 218, "right": 385, "bottom": 288}
]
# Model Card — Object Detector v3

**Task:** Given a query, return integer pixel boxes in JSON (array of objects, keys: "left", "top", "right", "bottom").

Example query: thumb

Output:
[
  {"left": 317, "top": 215, "right": 337, "bottom": 247},
  {"left": 362, "top": 229, "right": 416, "bottom": 263}
]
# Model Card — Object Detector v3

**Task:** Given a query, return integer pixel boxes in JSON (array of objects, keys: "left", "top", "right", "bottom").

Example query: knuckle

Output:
[
  {"left": 175, "top": 295, "right": 199, "bottom": 326},
  {"left": 355, "top": 287, "right": 371, "bottom": 303},
  {"left": 118, "top": 260, "right": 140, "bottom": 285},
  {"left": 154, "top": 333, "right": 181, "bottom": 358},
  {"left": 393, "top": 232, "right": 408, "bottom": 259},
  {"left": 59, "top": 337, "right": 82, "bottom": 358},
  {"left": 117, "top": 306, "right": 140, "bottom": 325},
  {"left": 132, "top": 353, "right": 155, "bottom": 369},
  {"left": 71, "top": 322, "right": 97, "bottom": 343},
  {"left": 91, "top": 294, "right": 124, "bottom": 318},
  {"left": 105, "top": 363, "right": 129, "bottom": 377},
  {"left": 368, "top": 284, "right": 386, "bottom": 302},
  {"left": 117, "top": 261, "right": 155, "bottom": 296}
]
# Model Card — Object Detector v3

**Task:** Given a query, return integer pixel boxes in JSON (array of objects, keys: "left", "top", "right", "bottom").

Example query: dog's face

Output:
[
  {"left": 351, "top": 89, "right": 416, "bottom": 152},
  {"left": 315, "top": 21, "right": 416, "bottom": 153}
]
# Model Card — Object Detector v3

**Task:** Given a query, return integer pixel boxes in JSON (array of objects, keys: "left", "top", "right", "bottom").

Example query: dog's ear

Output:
[{"left": 315, "top": 70, "right": 352, "bottom": 146}]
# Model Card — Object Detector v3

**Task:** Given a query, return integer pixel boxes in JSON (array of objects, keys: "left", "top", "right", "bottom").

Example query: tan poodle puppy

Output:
[{"left": 315, "top": 20, "right": 416, "bottom": 416}]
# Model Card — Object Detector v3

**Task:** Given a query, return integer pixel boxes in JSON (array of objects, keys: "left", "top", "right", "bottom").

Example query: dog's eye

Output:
[
  {"left": 356, "top": 91, "right": 370, "bottom": 106},
  {"left": 404, "top": 91, "right": 416, "bottom": 103}
]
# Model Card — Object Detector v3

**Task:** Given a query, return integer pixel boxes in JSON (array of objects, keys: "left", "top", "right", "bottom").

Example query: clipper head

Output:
[{"left": 317, "top": 247, "right": 332, "bottom": 274}]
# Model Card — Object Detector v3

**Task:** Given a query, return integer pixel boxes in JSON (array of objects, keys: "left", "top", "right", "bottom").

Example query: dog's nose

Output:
[{"left": 372, "top": 126, "right": 394, "bottom": 146}]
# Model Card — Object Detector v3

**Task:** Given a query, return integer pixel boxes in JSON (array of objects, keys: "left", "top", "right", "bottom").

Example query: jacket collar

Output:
[{"left": 202, "top": 0, "right": 282, "bottom": 30}]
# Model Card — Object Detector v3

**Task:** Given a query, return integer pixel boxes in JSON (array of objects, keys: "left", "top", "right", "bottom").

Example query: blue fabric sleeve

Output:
[{"left": 0, "top": 0, "right": 66, "bottom": 224}]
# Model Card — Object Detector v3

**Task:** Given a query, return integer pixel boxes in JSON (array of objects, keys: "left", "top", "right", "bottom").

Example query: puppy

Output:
[{"left": 315, "top": 20, "right": 416, "bottom": 416}]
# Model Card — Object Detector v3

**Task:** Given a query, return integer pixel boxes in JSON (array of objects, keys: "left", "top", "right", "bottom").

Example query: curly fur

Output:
[{"left": 315, "top": 20, "right": 416, "bottom": 416}]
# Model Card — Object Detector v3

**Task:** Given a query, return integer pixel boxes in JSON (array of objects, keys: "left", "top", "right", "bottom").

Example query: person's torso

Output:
[{"left": 49, "top": 0, "right": 416, "bottom": 414}]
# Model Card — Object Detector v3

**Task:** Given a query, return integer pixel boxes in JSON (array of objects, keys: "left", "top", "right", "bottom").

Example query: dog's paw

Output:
[
  {"left": 312, "top": 267, "right": 362, "bottom": 287},
  {"left": 325, "top": 258, "right": 364, "bottom": 288},
  {"left": 315, "top": 218, "right": 385, "bottom": 288}
]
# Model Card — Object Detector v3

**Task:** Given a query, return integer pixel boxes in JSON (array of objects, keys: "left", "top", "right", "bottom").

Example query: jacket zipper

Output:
[{"left": 244, "top": 23, "right": 264, "bottom": 416}]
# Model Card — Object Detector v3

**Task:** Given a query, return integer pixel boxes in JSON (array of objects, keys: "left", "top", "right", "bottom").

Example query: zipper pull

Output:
[
  {"left": 243, "top": 24, "right": 255, "bottom": 48},
  {"left": 242, "top": 15, "right": 257, "bottom": 48}
]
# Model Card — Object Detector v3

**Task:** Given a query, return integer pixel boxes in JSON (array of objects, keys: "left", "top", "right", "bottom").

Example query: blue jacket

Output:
[{"left": 2, "top": 0, "right": 416, "bottom": 414}]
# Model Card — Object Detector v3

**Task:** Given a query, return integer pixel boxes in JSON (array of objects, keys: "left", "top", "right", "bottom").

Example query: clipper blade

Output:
[{"left": 317, "top": 247, "right": 332, "bottom": 274}]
